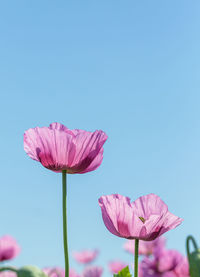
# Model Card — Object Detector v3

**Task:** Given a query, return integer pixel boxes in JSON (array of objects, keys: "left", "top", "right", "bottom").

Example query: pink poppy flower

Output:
[
  {"left": 124, "top": 236, "right": 166, "bottom": 256},
  {"left": 108, "top": 261, "right": 128, "bottom": 274},
  {"left": 0, "top": 235, "right": 20, "bottom": 262},
  {"left": 73, "top": 249, "right": 98, "bottom": 264},
  {"left": 82, "top": 266, "right": 103, "bottom": 277},
  {"left": 98, "top": 194, "right": 183, "bottom": 241},
  {"left": 141, "top": 249, "right": 189, "bottom": 277},
  {"left": 24, "top": 123, "right": 108, "bottom": 173}
]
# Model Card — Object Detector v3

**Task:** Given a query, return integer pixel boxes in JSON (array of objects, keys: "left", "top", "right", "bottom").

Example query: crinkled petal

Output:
[
  {"left": 158, "top": 211, "right": 183, "bottom": 236},
  {"left": 99, "top": 195, "right": 132, "bottom": 238},
  {"left": 80, "top": 148, "right": 104, "bottom": 174},
  {"left": 99, "top": 195, "right": 125, "bottom": 237},
  {"left": 24, "top": 127, "right": 76, "bottom": 172},
  {"left": 99, "top": 194, "right": 143, "bottom": 239},
  {"left": 129, "top": 216, "right": 145, "bottom": 239},
  {"left": 139, "top": 214, "right": 164, "bottom": 241},
  {"left": 49, "top": 122, "right": 73, "bottom": 134},
  {"left": 69, "top": 130, "right": 107, "bottom": 173},
  {"left": 132, "top": 194, "right": 168, "bottom": 219}
]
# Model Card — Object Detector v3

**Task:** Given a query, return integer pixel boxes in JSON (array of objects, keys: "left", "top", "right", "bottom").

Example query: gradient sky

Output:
[{"left": 0, "top": 0, "right": 200, "bottom": 276}]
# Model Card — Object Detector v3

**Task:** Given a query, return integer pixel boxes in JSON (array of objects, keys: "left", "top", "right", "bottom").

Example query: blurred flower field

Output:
[{"left": 0, "top": 233, "right": 191, "bottom": 276}]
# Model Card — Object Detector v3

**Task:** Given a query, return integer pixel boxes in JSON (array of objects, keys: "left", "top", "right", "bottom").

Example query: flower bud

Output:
[{"left": 17, "top": 266, "right": 47, "bottom": 277}]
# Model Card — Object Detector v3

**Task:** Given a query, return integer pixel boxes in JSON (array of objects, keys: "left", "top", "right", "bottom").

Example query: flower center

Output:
[{"left": 139, "top": 216, "right": 146, "bottom": 223}]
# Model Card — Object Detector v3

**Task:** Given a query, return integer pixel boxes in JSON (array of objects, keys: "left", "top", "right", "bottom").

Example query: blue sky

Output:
[{"left": 0, "top": 0, "right": 200, "bottom": 275}]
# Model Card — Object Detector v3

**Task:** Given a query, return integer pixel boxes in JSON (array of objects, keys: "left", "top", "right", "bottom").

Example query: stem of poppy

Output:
[
  {"left": 0, "top": 267, "right": 18, "bottom": 273},
  {"left": 62, "top": 170, "right": 69, "bottom": 277},
  {"left": 134, "top": 239, "right": 139, "bottom": 277},
  {"left": 186, "top": 235, "right": 198, "bottom": 258}
]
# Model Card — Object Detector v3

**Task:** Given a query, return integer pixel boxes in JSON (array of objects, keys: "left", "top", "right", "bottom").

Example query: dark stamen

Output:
[{"left": 139, "top": 216, "right": 146, "bottom": 223}]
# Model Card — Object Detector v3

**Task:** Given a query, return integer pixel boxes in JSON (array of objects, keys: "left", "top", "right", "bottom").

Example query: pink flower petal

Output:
[
  {"left": 159, "top": 211, "right": 183, "bottom": 236},
  {"left": 69, "top": 130, "right": 107, "bottom": 173},
  {"left": 99, "top": 194, "right": 141, "bottom": 238},
  {"left": 132, "top": 194, "right": 168, "bottom": 219},
  {"left": 80, "top": 148, "right": 104, "bottom": 174}
]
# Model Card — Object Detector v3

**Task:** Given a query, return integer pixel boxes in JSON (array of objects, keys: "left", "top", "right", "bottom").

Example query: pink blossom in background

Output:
[
  {"left": 132, "top": 263, "right": 144, "bottom": 277},
  {"left": 0, "top": 272, "right": 17, "bottom": 277},
  {"left": 141, "top": 249, "right": 190, "bottom": 277},
  {"left": 43, "top": 267, "right": 65, "bottom": 277},
  {"left": 43, "top": 267, "right": 79, "bottom": 277},
  {"left": 138, "top": 263, "right": 144, "bottom": 277},
  {"left": 174, "top": 257, "right": 190, "bottom": 276},
  {"left": 24, "top": 123, "right": 107, "bottom": 174},
  {"left": 73, "top": 249, "right": 99, "bottom": 264},
  {"left": 69, "top": 269, "right": 80, "bottom": 277},
  {"left": 155, "top": 250, "right": 183, "bottom": 273},
  {"left": 98, "top": 194, "right": 183, "bottom": 241},
  {"left": 108, "top": 261, "right": 128, "bottom": 274},
  {"left": 0, "top": 235, "right": 20, "bottom": 262},
  {"left": 124, "top": 236, "right": 166, "bottom": 256},
  {"left": 82, "top": 266, "right": 103, "bottom": 277}
]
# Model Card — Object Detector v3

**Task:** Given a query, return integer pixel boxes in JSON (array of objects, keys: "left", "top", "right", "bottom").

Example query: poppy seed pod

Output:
[
  {"left": 186, "top": 236, "right": 200, "bottom": 277},
  {"left": 17, "top": 266, "right": 48, "bottom": 277}
]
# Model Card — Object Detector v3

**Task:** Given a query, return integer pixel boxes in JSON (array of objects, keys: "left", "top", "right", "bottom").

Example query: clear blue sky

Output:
[{"left": 0, "top": 0, "right": 200, "bottom": 275}]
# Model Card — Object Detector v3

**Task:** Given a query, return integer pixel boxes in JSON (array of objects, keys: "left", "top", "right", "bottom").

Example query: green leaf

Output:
[
  {"left": 113, "top": 266, "right": 132, "bottom": 277},
  {"left": 17, "top": 266, "right": 48, "bottom": 277}
]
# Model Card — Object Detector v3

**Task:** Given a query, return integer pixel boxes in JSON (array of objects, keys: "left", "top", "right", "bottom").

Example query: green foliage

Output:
[
  {"left": 113, "top": 266, "right": 132, "bottom": 277},
  {"left": 17, "top": 266, "right": 48, "bottom": 277}
]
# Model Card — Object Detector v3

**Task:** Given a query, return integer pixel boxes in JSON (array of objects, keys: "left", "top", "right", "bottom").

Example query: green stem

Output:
[
  {"left": 0, "top": 267, "right": 18, "bottom": 273},
  {"left": 134, "top": 239, "right": 139, "bottom": 277},
  {"left": 186, "top": 235, "right": 198, "bottom": 258},
  {"left": 62, "top": 170, "right": 69, "bottom": 277}
]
